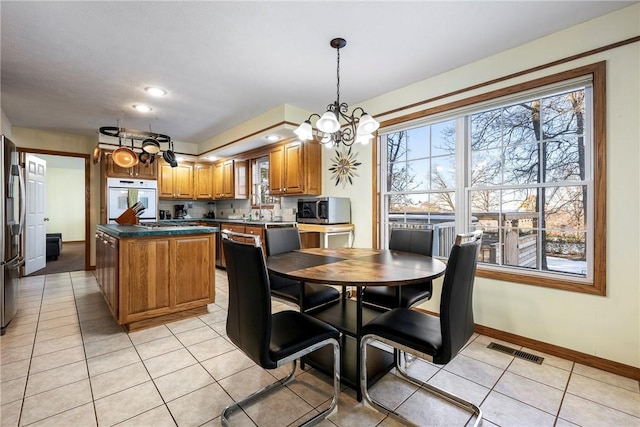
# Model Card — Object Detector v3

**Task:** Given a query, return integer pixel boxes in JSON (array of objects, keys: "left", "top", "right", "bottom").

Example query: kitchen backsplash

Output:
[{"left": 158, "top": 197, "right": 298, "bottom": 221}]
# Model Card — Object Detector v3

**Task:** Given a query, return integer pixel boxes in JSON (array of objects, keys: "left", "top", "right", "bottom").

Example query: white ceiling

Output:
[{"left": 1, "top": 1, "right": 633, "bottom": 154}]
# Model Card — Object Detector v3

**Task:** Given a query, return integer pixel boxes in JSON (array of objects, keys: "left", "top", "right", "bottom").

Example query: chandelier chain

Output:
[{"left": 336, "top": 46, "right": 341, "bottom": 107}]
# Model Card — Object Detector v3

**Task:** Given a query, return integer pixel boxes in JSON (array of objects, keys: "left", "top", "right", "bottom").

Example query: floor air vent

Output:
[{"left": 487, "top": 342, "right": 544, "bottom": 365}]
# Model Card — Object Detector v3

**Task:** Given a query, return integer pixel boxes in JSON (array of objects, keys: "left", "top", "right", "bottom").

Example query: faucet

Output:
[
  {"left": 252, "top": 193, "right": 274, "bottom": 222},
  {"left": 262, "top": 208, "right": 273, "bottom": 222}
]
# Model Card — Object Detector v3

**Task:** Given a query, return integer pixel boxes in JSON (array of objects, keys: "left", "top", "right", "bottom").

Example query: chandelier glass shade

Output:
[{"left": 294, "top": 38, "right": 379, "bottom": 147}]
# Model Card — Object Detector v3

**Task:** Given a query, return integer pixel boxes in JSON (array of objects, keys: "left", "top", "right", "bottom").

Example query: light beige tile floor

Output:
[{"left": 1, "top": 270, "right": 639, "bottom": 427}]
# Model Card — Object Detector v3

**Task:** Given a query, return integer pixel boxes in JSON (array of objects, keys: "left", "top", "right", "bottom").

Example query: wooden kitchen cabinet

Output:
[
  {"left": 104, "top": 152, "right": 157, "bottom": 179},
  {"left": 95, "top": 230, "right": 216, "bottom": 331},
  {"left": 219, "top": 223, "right": 245, "bottom": 268},
  {"left": 269, "top": 140, "right": 321, "bottom": 196},
  {"left": 95, "top": 231, "right": 119, "bottom": 319},
  {"left": 245, "top": 225, "right": 266, "bottom": 254},
  {"left": 218, "top": 223, "right": 265, "bottom": 268},
  {"left": 158, "top": 159, "right": 194, "bottom": 199},
  {"left": 213, "top": 159, "right": 248, "bottom": 200},
  {"left": 194, "top": 163, "right": 214, "bottom": 199}
]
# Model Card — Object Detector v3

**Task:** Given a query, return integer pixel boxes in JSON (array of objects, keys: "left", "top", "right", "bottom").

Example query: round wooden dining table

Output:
[{"left": 266, "top": 247, "right": 446, "bottom": 401}]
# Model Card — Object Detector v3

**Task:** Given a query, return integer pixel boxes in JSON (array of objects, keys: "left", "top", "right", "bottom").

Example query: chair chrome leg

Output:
[
  {"left": 360, "top": 335, "right": 483, "bottom": 427},
  {"left": 395, "top": 350, "right": 416, "bottom": 378},
  {"left": 221, "top": 337, "right": 340, "bottom": 427},
  {"left": 221, "top": 361, "right": 297, "bottom": 426}
]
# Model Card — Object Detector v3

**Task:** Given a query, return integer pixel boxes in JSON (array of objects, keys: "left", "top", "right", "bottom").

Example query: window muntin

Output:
[
  {"left": 383, "top": 119, "right": 458, "bottom": 255},
  {"left": 469, "top": 89, "right": 589, "bottom": 279},
  {"left": 251, "top": 156, "right": 278, "bottom": 206},
  {"left": 380, "top": 78, "right": 596, "bottom": 289}
]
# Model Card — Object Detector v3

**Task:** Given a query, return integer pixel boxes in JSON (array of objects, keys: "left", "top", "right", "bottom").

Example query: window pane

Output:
[
  {"left": 473, "top": 225, "right": 501, "bottom": 265},
  {"left": 545, "top": 231, "right": 587, "bottom": 276},
  {"left": 503, "top": 188, "right": 537, "bottom": 212},
  {"left": 406, "top": 159, "right": 431, "bottom": 191},
  {"left": 543, "top": 138, "right": 583, "bottom": 182},
  {"left": 406, "top": 127, "right": 430, "bottom": 160},
  {"left": 431, "top": 120, "right": 456, "bottom": 157},
  {"left": 389, "top": 193, "right": 455, "bottom": 217},
  {"left": 544, "top": 185, "right": 587, "bottom": 230},
  {"left": 471, "top": 148, "right": 502, "bottom": 186},
  {"left": 504, "top": 142, "right": 539, "bottom": 184},
  {"left": 502, "top": 102, "right": 539, "bottom": 144},
  {"left": 429, "top": 192, "right": 456, "bottom": 213},
  {"left": 503, "top": 227, "right": 538, "bottom": 268},
  {"left": 541, "top": 90, "right": 585, "bottom": 138},
  {"left": 470, "top": 189, "right": 502, "bottom": 213},
  {"left": 380, "top": 73, "right": 596, "bottom": 289},
  {"left": 388, "top": 193, "right": 423, "bottom": 215},
  {"left": 431, "top": 155, "right": 456, "bottom": 189},
  {"left": 471, "top": 108, "right": 502, "bottom": 150},
  {"left": 387, "top": 131, "right": 408, "bottom": 162},
  {"left": 387, "top": 160, "right": 408, "bottom": 192},
  {"left": 387, "top": 193, "right": 456, "bottom": 257}
]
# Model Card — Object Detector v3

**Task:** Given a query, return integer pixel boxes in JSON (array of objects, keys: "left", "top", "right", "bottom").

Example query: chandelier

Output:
[{"left": 294, "top": 38, "right": 379, "bottom": 147}]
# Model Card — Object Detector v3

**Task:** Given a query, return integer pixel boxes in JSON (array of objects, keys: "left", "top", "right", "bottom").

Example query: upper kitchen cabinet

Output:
[
  {"left": 213, "top": 159, "right": 248, "bottom": 200},
  {"left": 269, "top": 140, "right": 321, "bottom": 196},
  {"left": 158, "top": 159, "right": 194, "bottom": 199},
  {"left": 194, "top": 163, "right": 214, "bottom": 199},
  {"left": 104, "top": 152, "right": 158, "bottom": 180}
]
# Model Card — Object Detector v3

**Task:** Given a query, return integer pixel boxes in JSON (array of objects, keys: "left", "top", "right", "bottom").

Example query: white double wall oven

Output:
[{"left": 106, "top": 178, "right": 157, "bottom": 224}]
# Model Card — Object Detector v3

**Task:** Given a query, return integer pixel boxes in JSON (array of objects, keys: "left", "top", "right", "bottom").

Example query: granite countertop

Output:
[
  {"left": 97, "top": 223, "right": 219, "bottom": 238},
  {"left": 164, "top": 218, "right": 298, "bottom": 227}
]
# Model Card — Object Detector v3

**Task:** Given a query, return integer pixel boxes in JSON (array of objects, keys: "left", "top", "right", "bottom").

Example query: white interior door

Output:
[{"left": 24, "top": 154, "right": 47, "bottom": 275}]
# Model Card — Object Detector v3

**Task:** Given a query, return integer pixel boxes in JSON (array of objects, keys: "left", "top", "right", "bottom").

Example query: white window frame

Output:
[{"left": 377, "top": 63, "right": 606, "bottom": 294}]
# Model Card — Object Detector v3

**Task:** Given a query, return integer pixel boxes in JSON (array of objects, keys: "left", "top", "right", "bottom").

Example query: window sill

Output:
[{"left": 475, "top": 265, "right": 605, "bottom": 296}]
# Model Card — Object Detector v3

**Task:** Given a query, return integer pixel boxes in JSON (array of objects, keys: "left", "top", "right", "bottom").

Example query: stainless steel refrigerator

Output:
[{"left": 1, "top": 135, "right": 25, "bottom": 335}]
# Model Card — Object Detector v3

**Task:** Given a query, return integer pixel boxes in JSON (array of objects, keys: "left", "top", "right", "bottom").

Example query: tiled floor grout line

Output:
[
  {"left": 71, "top": 273, "right": 104, "bottom": 427},
  {"left": 17, "top": 275, "right": 46, "bottom": 427},
  {"left": 5, "top": 272, "right": 639, "bottom": 427}
]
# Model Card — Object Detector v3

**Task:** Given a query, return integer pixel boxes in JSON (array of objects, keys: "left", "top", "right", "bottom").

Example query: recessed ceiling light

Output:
[
  {"left": 133, "top": 104, "right": 152, "bottom": 113},
  {"left": 207, "top": 156, "right": 217, "bottom": 161},
  {"left": 145, "top": 87, "right": 167, "bottom": 97},
  {"left": 266, "top": 135, "right": 281, "bottom": 142}
]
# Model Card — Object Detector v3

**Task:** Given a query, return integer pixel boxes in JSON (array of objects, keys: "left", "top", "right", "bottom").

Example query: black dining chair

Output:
[
  {"left": 220, "top": 231, "right": 341, "bottom": 426},
  {"left": 360, "top": 231, "right": 483, "bottom": 427},
  {"left": 362, "top": 228, "right": 434, "bottom": 309},
  {"left": 265, "top": 227, "right": 340, "bottom": 311}
]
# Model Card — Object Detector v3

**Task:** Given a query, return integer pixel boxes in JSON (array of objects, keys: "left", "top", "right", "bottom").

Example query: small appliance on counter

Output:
[
  {"left": 174, "top": 204, "right": 186, "bottom": 219},
  {"left": 159, "top": 210, "right": 171, "bottom": 220},
  {"left": 297, "top": 197, "right": 351, "bottom": 224},
  {"left": 205, "top": 202, "right": 216, "bottom": 219}
]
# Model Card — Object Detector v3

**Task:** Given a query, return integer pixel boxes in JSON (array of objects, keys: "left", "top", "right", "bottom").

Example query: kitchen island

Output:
[{"left": 95, "top": 223, "right": 218, "bottom": 331}]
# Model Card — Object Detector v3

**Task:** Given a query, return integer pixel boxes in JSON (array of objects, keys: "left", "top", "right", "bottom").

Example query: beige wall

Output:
[
  {"left": 45, "top": 166, "right": 85, "bottom": 241},
  {"left": 1, "top": 110, "right": 13, "bottom": 139},
  {"left": 337, "top": 4, "right": 639, "bottom": 368},
  {"left": 2, "top": 4, "right": 638, "bottom": 369},
  {"left": 10, "top": 127, "right": 99, "bottom": 266}
]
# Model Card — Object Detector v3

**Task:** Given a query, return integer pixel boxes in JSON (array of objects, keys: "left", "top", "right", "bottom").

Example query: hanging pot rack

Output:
[
  {"left": 99, "top": 126, "right": 171, "bottom": 143},
  {"left": 99, "top": 126, "right": 177, "bottom": 168}
]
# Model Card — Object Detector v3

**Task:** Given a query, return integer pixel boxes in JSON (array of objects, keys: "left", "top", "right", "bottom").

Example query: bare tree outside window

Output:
[
  {"left": 385, "top": 121, "right": 457, "bottom": 255},
  {"left": 383, "top": 88, "right": 589, "bottom": 276},
  {"left": 380, "top": 64, "right": 604, "bottom": 292},
  {"left": 470, "top": 89, "right": 587, "bottom": 274}
]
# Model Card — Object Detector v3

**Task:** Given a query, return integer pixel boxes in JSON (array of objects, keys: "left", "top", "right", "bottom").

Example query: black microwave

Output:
[{"left": 297, "top": 197, "right": 351, "bottom": 224}]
